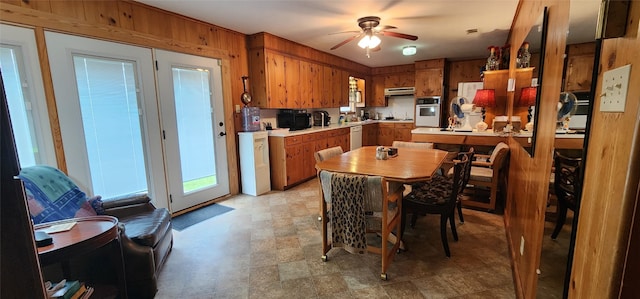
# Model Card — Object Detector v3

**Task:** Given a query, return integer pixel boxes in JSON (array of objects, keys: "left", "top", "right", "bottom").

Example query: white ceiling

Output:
[{"left": 136, "top": 0, "right": 601, "bottom": 68}]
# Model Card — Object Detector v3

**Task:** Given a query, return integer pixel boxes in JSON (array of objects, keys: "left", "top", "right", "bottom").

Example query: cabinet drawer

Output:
[
  {"left": 395, "top": 123, "right": 414, "bottom": 129},
  {"left": 302, "top": 132, "right": 321, "bottom": 142},
  {"left": 285, "top": 136, "right": 302, "bottom": 146}
]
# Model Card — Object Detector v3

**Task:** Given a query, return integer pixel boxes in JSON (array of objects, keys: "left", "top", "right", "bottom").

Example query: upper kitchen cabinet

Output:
[
  {"left": 564, "top": 42, "right": 596, "bottom": 92},
  {"left": 284, "top": 56, "right": 301, "bottom": 108},
  {"left": 248, "top": 32, "right": 370, "bottom": 109},
  {"left": 370, "top": 74, "right": 387, "bottom": 107},
  {"left": 384, "top": 71, "right": 414, "bottom": 88},
  {"left": 415, "top": 59, "right": 445, "bottom": 97}
]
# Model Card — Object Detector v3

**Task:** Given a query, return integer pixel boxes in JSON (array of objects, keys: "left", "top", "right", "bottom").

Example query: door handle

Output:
[{"left": 219, "top": 132, "right": 227, "bottom": 137}]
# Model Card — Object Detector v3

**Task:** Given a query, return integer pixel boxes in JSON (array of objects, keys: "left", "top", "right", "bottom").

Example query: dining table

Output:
[
  {"left": 315, "top": 146, "right": 449, "bottom": 183},
  {"left": 315, "top": 145, "right": 449, "bottom": 279}
]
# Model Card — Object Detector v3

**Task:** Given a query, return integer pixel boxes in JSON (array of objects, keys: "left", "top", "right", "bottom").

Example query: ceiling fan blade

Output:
[
  {"left": 330, "top": 34, "right": 362, "bottom": 50},
  {"left": 381, "top": 31, "right": 418, "bottom": 41},
  {"left": 377, "top": 25, "right": 397, "bottom": 31}
]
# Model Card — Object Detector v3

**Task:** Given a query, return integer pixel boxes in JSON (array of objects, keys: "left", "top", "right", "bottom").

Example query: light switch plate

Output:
[
  {"left": 600, "top": 64, "right": 631, "bottom": 112},
  {"left": 507, "top": 78, "right": 516, "bottom": 92}
]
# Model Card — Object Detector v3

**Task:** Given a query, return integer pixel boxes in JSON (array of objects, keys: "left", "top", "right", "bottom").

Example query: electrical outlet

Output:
[
  {"left": 520, "top": 236, "right": 525, "bottom": 255},
  {"left": 600, "top": 64, "right": 631, "bottom": 112},
  {"left": 507, "top": 78, "right": 516, "bottom": 92},
  {"left": 235, "top": 104, "right": 241, "bottom": 113}
]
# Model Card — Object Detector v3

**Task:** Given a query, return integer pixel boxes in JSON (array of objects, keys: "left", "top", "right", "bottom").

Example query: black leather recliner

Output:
[{"left": 101, "top": 193, "right": 173, "bottom": 299}]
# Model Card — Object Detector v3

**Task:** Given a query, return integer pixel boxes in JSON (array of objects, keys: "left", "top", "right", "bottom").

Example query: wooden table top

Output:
[
  {"left": 34, "top": 216, "right": 119, "bottom": 265},
  {"left": 316, "top": 146, "right": 448, "bottom": 183}
]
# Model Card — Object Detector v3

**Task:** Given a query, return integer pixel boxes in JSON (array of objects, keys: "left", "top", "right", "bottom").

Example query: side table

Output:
[{"left": 35, "top": 216, "right": 127, "bottom": 298}]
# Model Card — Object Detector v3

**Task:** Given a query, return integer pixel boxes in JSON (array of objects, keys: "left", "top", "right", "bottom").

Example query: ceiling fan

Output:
[{"left": 330, "top": 16, "right": 418, "bottom": 56}]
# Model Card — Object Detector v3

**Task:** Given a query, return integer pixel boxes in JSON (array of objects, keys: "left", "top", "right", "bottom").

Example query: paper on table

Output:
[{"left": 43, "top": 221, "right": 77, "bottom": 234}]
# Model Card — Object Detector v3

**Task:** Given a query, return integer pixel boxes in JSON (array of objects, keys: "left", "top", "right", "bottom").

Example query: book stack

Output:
[{"left": 49, "top": 280, "right": 93, "bottom": 299}]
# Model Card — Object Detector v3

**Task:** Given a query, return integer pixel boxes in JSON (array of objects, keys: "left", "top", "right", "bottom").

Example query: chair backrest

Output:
[
  {"left": 554, "top": 151, "right": 582, "bottom": 206},
  {"left": 314, "top": 146, "right": 344, "bottom": 163},
  {"left": 450, "top": 154, "right": 471, "bottom": 202},
  {"left": 458, "top": 147, "right": 475, "bottom": 188},
  {"left": 489, "top": 142, "right": 509, "bottom": 163},
  {"left": 392, "top": 141, "right": 434, "bottom": 149}
]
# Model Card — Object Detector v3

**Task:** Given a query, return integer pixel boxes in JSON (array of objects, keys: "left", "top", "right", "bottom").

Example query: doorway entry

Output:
[{"left": 155, "top": 50, "right": 229, "bottom": 212}]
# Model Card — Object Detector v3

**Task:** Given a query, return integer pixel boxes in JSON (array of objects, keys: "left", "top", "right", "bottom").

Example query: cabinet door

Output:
[
  {"left": 311, "top": 63, "right": 324, "bottom": 108},
  {"left": 322, "top": 66, "right": 333, "bottom": 107},
  {"left": 331, "top": 68, "right": 345, "bottom": 108},
  {"left": 565, "top": 54, "right": 594, "bottom": 92},
  {"left": 415, "top": 68, "right": 443, "bottom": 96},
  {"left": 370, "top": 75, "right": 386, "bottom": 107},
  {"left": 339, "top": 70, "right": 350, "bottom": 107},
  {"left": 385, "top": 72, "right": 414, "bottom": 88},
  {"left": 378, "top": 124, "right": 395, "bottom": 146},
  {"left": 394, "top": 123, "right": 414, "bottom": 142},
  {"left": 266, "top": 52, "right": 287, "bottom": 108},
  {"left": 285, "top": 143, "right": 304, "bottom": 185},
  {"left": 299, "top": 60, "right": 312, "bottom": 108},
  {"left": 285, "top": 57, "right": 300, "bottom": 108}
]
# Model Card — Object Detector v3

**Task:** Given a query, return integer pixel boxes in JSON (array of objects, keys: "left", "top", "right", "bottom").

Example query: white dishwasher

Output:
[{"left": 350, "top": 125, "right": 362, "bottom": 151}]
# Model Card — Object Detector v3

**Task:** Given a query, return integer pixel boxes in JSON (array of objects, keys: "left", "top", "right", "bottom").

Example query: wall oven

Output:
[{"left": 415, "top": 97, "right": 441, "bottom": 127}]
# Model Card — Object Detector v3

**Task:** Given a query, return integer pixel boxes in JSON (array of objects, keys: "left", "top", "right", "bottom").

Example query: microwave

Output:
[{"left": 277, "top": 109, "right": 311, "bottom": 131}]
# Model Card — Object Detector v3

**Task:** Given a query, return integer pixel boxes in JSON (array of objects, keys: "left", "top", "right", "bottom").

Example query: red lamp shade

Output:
[
  {"left": 518, "top": 86, "right": 537, "bottom": 107},
  {"left": 473, "top": 89, "right": 496, "bottom": 107}
]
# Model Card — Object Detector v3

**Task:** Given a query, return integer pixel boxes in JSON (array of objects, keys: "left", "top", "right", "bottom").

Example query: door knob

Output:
[{"left": 219, "top": 132, "right": 227, "bottom": 137}]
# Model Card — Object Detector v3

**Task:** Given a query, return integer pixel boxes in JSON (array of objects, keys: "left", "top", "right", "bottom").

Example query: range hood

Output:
[{"left": 384, "top": 87, "right": 415, "bottom": 97}]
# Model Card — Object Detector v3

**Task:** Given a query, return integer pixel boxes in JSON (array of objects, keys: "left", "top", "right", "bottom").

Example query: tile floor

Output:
[{"left": 155, "top": 179, "right": 518, "bottom": 298}]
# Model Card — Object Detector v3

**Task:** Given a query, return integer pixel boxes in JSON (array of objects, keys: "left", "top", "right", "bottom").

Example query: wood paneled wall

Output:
[
  {"left": 504, "top": 0, "right": 569, "bottom": 298},
  {"left": 571, "top": 2, "right": 640, "bottom": 297},
  {"left": 0, "top": 0, "right": 247, "bottom": 195}
]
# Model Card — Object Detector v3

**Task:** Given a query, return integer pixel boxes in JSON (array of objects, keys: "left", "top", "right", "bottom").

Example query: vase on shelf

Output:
[
  {"left": 486, "top": 46, "right": 500, "bottom": 71},
  {"left": 517, "top": 42, "right": 531, "bottom": 68}
]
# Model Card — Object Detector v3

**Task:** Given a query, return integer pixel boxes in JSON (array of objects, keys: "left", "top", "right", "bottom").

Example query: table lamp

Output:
[
  {"left": 518, "top": 86, "right": 537, "bottom": 131},
  {"left": 473, "top": 89, "right": 496, "bottom": 131}
]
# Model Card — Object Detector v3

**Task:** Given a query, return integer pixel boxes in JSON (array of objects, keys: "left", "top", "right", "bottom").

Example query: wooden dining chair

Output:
[
  {"left": 392, "top": 141, "right": 434, "bottom": 149},
  {"left": 401, "top": 152, "right": 470, "bottom": 257},
  {"left": 315, "top": 146, "right": 345, "bottom": 221},
  {"left": 314, "top": 146, "right": 344, "bottom": 162},
  {"left": 466, "top": 142, "right": 510, "bottom": 211},
  {"left": 551, "top": 151, "right": 582, "bottom": 239},
  {"left": 319, "top": 170, "right": 404, "bottom": 280}
]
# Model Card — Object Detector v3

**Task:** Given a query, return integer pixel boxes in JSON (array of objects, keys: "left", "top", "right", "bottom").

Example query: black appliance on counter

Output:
[
  {"left": 313, "top": 111, "right": 331, "bottom": 126},
  {"left": 277, "top": 109, "right": 311, "bottom": 131}
]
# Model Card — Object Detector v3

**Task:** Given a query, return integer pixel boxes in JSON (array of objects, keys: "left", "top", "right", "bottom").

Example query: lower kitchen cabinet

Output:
[
  {"left": 362, "top": 123, "right": 379, "bottom": 146},
  {"left": 269, "top": 128, "right": 349, "bottom": 190},
  {"left": 377, "top": 123, "right": 414, "bottom": 146}
]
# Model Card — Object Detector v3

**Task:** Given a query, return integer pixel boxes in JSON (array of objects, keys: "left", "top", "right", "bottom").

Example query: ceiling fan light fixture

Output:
[
  {"left": 402, "top": 46, "right": 417, "bottom": 56},
  {"left": 358, "top": 35, "right": 381, "bottom": 49}
]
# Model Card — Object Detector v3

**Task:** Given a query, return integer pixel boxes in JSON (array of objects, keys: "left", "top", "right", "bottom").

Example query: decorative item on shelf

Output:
[
  {"left": 501, "top": 44, "right": 511, "bottom": 69},
  {"left": 240, "top": 76, "right": 261, "bottom": 132},
  {"left": 486, "top": 46, "right": 500, "bottom": 71},
  {"left": 517, "top": 42, "right": 531, "bottom": 68},
  {"left": 518, "top": 86, "right": 537, "bottom": 131},
  {"left": 472, "top": 89, "right": 496, "bottom": 132}
]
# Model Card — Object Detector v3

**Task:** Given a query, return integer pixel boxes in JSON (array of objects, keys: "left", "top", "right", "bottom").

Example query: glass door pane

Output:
[
  {"left": 172, "top": 67, "right": 217, "bottom": 193},
  {"left": 73, "top": 55, "right": 148, "bottom": 198}
]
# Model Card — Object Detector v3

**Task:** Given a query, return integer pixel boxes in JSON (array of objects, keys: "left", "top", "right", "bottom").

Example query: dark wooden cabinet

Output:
[
  {"left": 370, "top": 75, "right": 386, "bottom": 107},
  {"left": 378, "top": 123, "right": 395, "bottom": 146},
  {"left": 415, "top": 58, "right": 445, "bottom": 97},
  {"left": 394, "top": 123, "right": 414, "bottom": 142},
  {"left": 362, "top": 123, "right": 379, "bottom": 146},
  {"left": 565, "top": 54, "right": 594, "bottom": 92}
]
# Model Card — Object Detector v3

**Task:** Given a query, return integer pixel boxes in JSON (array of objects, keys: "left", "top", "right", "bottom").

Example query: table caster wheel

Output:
[
  {"left": 321, "top": 255, "right": 328, "bottom": 262},
  {"left": 380, "top": 273, "right": 388, "bottom": 280}
]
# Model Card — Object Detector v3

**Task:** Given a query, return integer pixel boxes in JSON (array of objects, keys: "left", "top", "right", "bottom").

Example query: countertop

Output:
[
  {"left": 266, "top": 119, "right": 414, "bottom": 137},
  {"left": 411, "top": 127, "right": 584, "bottom": 139}
]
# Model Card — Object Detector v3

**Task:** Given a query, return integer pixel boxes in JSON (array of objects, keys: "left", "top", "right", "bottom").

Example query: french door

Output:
[{"left": 155, "top": 50, "right": 229, "bottom": 212}]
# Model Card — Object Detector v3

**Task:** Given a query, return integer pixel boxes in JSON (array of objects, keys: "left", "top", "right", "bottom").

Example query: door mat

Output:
[{"left": 172, "top": 204, "right": 234, "bottom": 231}]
